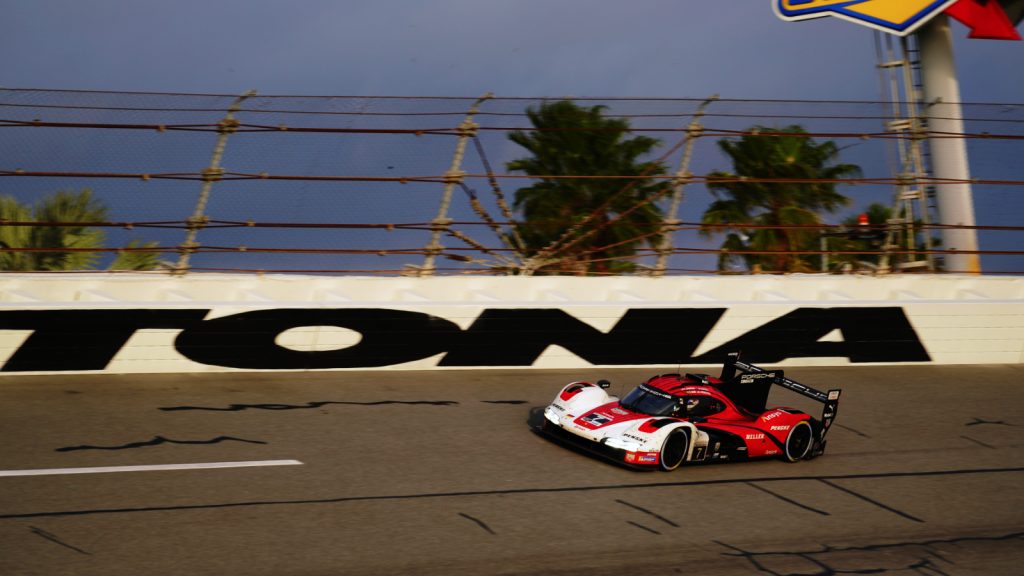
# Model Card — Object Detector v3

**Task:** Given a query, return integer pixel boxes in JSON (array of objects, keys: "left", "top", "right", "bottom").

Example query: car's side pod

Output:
[{"left": 720, "top": 351, "right": 841, "bottom": 458}]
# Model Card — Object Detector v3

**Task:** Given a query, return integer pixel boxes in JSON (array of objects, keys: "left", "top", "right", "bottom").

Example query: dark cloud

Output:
[
  {"left": 1, "top": 1, "right": 1021, "bottom": 272},
  {"left": 3, "top": 1, "right": 1019, "bottom": 100}
]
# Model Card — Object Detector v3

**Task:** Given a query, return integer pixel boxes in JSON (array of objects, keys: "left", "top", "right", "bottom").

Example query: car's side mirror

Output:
[{"left": 597, "top": 379, "right": 611, "bottom": 389}]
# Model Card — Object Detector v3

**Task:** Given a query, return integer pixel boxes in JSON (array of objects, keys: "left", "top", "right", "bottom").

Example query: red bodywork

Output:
[
  {"left": 540, "top": 353, "right": 840, "bottom": 469},
  {"left": 583, "top": 373, "right": 813, "bottom": 462}
]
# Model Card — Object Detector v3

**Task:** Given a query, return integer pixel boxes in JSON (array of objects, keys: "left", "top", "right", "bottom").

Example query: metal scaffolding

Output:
[{"left": 874, "top": 32, "right": 935, "bottom": 273}]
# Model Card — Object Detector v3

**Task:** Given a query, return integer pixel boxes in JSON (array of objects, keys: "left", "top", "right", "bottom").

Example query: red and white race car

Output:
[{"left": 537, "top": 352, "right": 841, "bottom": 470}]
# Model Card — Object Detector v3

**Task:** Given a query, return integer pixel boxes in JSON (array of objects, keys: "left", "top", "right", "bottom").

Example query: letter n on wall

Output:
[{"left": 439, "top": 308, "right": 726, "bottom": 366}]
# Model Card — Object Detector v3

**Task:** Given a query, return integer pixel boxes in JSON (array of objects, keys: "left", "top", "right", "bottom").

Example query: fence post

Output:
[
  {"left": 417, "top": 93, "right": 492, "bottom": 276},
  {"left": 653, "top": 95, "right": 716, "bottom": 276},
  {"left": 173, "top": 90, "right": 256, "bottom": 275}
]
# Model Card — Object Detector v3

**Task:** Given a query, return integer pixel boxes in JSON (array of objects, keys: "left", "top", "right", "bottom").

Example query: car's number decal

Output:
[
  {"left": 582, "top": 413, "right": 612, "bottom": 426},
  {"left": 692, "top": 445, "right": 707, "bottom": 461}
]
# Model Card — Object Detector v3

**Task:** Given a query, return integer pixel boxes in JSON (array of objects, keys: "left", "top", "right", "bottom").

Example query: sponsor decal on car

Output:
[
  {"left": 637, "top": 384, "right": 672, "bottom": 399},
  {"left": 746, "top": 433, "right": 766, "bottom": 441},
  {"left": 580, "top": 412, "right": 613, "bottom": 427},
  {"left": 769, "top": 425, "right": 791, "bottom": 431},
  {"left": 740, "top": 372, "right": 777, "bottom": 384},
  {"left": 638, "top": 453, "right": 658, "bottom": 463},
  {"left": 762, "top": 411, "right": 783, "bottom": 421}
]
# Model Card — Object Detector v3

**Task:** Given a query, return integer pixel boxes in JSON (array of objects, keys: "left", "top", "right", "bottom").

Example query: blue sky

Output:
[
  {"left": 4, "top": 1, "right": 1021, "bottom": 101},
  {"left": 2, "top": 1, "right": 1022, "bottom": 273}
]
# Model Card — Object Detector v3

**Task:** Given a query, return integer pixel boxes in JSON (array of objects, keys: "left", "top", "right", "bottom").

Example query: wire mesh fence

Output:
[{"left": 1, "top": 88, "right": 1022, "bottom": 275}]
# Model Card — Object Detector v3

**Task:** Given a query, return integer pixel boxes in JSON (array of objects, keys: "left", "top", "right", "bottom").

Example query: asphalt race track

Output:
[{"left": 1, "top": 364, "right": 1023, "bottom": 576}]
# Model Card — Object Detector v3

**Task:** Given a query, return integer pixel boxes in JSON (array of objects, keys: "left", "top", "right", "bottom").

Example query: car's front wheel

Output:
[
  {"left": 784, "top": 420, "right": 813, "bottom": 462},
  {"left": 660, "top": 429, "right": 689, "bottom": 471}
]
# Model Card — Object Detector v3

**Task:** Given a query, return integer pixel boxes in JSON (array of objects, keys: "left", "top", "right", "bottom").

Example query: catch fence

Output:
[{"left": 1, "top": 88, "right": 1022, "bottom": 275}]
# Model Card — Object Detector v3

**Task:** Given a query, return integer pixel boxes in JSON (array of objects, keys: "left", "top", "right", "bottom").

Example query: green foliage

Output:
[
  {"left": 30, "top": 189, "right": 108, "bottom": 270},
  {"left": 700, "top": 125, "right": 860, "bottom": 273},
  {"left": 507, "top": 100, "right": 669, "bottom": 274},
  {"left": 0, "top": 196, "right": 34, "bottom": 271},
  {"left": 109, "top": 239, "right": 164, "bottom": 271},
  {"left": 0, "top": 189, "right": 162, "bottom": 271}
]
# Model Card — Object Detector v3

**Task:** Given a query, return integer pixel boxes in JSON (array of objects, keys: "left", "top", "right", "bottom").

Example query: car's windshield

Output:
[{"left": 620, "top": 384, "right": 678, "bottom": 416}]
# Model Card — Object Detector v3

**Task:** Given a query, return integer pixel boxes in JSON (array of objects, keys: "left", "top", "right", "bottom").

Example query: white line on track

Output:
[{"left": 0, "top": 460, "right": 303, "bottom": 477}]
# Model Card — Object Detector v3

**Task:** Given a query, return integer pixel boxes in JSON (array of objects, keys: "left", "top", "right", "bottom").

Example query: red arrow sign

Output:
[{"left": 945, "top": 0, "right": 1022, "bottom": 40}]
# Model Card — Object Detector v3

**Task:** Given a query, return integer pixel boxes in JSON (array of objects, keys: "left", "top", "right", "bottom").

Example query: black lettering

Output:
[
  {"left": 0, "top": 306, "right": 931, "bottom": 371},
  {"left": 438, "top": 308, "right": 726, "bottom": 366},
  {"left": 174, "top": 308, "right": 461, "bottom": 369},
  {"left": 693, "top": 307, "right": 930, "bottom": 363},
  {"left": 0, "top": 309, "right": 209, "bottom": 372}
]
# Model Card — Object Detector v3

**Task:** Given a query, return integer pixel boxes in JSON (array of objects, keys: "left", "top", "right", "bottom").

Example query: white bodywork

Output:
[{"left": 543, "top": 382, "right": 710, "bottom": 463}]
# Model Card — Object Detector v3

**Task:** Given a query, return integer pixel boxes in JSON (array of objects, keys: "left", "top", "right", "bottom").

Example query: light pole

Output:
[{"left": 916, "top": 15, "right": 982, "bottom": 273}]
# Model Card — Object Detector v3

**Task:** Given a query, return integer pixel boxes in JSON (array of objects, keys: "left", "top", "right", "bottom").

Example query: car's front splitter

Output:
[{"left": 534, "top": 419, "right": 659, "bottom": 470}]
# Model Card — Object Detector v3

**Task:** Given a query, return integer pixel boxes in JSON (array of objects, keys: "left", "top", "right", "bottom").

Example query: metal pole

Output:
[
  {"left": 654, "top": 95, "right": 717, "bottom": 276},
  {"left": 916, "top": 16, "right": 981, "bottom": 273},
  {"left": 418, "top": 93, "right": 492, "bottom": 276},
  {"left": 820, "top": 235, "right": 828, "bottom": 272},
  {"left": 174, "top": 90, "right": 256, "bottom": 275}
]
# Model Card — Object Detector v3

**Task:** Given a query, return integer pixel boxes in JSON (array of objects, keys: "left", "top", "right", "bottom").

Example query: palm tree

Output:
[
  {"left": 109, "top": 239, "right": 166, "bottom": 271},
  {"left": 700, "top": 125, "right": 860, "bottom": 273},
  {"left": 506, "top": 100, "right": 670, "bottom": 274},
  {"left": 0, "top": 196, "right": 34, "bottom": 271},
  {"left": 0, "top": 189, "right": 163, "bottom": 271}
]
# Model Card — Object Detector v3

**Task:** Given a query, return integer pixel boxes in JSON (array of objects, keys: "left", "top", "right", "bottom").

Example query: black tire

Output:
[
  {"left": 784, "top": 421, "right": 813, "bottom": 462},
  {"left": 659, "top": 428, "right": 689, "bottom": 471}
]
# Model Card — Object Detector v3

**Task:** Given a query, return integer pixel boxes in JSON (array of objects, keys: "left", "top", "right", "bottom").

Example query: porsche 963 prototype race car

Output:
[{"left": 537, "top": 352, "right": 841, "bottom": 470}]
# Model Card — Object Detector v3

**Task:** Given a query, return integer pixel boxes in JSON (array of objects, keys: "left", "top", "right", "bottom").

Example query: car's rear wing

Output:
[{"left": 720, "top": 352, "right": 841, "bottom": 453}]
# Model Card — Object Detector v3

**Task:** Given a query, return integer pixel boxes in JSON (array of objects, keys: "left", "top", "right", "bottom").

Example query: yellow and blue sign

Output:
[{"left": 774, "top": 0, "right": 960, "bottom": 35}]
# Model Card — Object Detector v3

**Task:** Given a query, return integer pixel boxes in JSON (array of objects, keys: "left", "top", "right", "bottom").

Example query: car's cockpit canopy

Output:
[
  {"left": 619, "top": 383, "right": 678, "bottom": 416},
  {"left": 619, "top": 378, "right": 728, "bottom": 418}
]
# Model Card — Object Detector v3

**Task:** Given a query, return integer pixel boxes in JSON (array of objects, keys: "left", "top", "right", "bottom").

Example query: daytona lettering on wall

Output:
[{"left": 0, "top": 307, "right": 930, "bottom": 372}]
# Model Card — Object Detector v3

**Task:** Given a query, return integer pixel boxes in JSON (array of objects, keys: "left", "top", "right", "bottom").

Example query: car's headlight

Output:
[
  {"left": 543, "top": 406, "right": 561, "bottom": 425},
  {"left": 604, "top": 437, "right": 641, "bottom": 452}
]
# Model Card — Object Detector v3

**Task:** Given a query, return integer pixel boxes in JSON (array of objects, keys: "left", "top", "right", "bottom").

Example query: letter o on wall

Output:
[{"left": 174, "top": 309, "right": 462, "bottom": 369}]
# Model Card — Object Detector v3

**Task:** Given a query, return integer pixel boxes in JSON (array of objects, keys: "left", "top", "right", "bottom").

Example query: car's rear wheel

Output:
[
  {"left": 784, "top": 421, "right": 813, "bottom": 462},
  {"left": 660, "top": 429, "right": 689, "bottom": 471}
]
